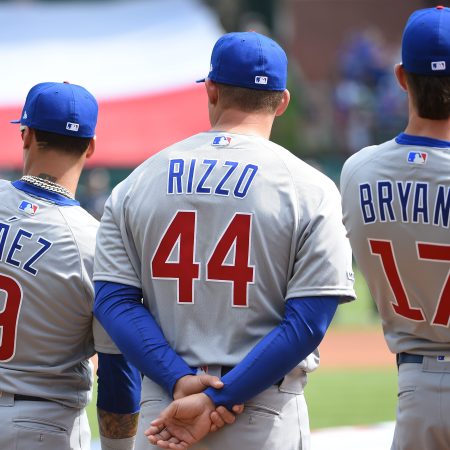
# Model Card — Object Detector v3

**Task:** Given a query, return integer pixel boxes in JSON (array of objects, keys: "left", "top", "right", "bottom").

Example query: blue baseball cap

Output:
[
  {"left": 402, "top": 6, "right": 450, "bottom": 76},
  {"left": 11, "top": 82, "right": 98, "bottom": 138},
  {"left": 197, "top": 31, "right": 287, "bottom": 91}
]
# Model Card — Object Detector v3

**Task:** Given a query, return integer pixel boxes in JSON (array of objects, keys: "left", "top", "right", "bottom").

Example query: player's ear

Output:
[
  {"left": 85, "top": 137, "right": 95, "bottom": 159},
  {"left": 275, "top": 89, "right": 290, "bottom": 117},
  {"left": 21, "top": 127, "right": 33, "bottom": 148},
  {"left": 394, "top": 64, "right": 408, "bottom": 92},
  {"left": 205, "top": 79, "right": 219, "bottom": 106}
]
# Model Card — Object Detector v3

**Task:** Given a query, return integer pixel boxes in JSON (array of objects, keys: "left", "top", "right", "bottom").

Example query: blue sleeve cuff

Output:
[
  {"left": 94, "top": 281, "right": 195, "bottom": 397},
  {"left": 204, "top": 296, "right": 338, "bottom": 409},
  {"left": 97, "top": 353, "right": 141, "bottom": 414}
]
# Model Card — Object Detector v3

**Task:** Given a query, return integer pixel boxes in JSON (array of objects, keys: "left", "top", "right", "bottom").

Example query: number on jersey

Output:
[
  {"left": 152, "top": 211, "right": 254, "bottom": 307},
  {"left": 0, "top": 274, "right": 23, "bottom": 361},
  {"left": 370, "top": 239, "right": 450, "bottom": 327}
]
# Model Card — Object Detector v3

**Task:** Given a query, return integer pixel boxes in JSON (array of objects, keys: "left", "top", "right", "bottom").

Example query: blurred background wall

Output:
[{"left": 0, "top": 0, "right": 445, "bottom": 217}]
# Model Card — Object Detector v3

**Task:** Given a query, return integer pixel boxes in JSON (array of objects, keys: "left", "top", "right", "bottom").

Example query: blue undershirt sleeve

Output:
[
  {"left": 96, "top": 353, "right": 141, "bottom": 414},
  {"left": 204, "top": 296, "right": 339, "bottom": 409},
  {"left": 93, "top": 281, "right": 195, "bottom": 397}
]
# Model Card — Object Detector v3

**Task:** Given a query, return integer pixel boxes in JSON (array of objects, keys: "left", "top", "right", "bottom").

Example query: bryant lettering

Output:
[{"left": 359, "top": 181, "right": 450, "bottom": 226}]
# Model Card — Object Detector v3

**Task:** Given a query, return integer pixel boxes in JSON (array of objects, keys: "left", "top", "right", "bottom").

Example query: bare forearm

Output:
[{"left": 97, "top": 408, "right": 139, "bottom": 439}]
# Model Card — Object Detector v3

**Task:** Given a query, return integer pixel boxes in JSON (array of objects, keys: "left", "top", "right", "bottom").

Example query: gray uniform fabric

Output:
[
  {"left": 135, "top": 372, "right": 310, "bottom": 450},
  {"left": 341, "top": 137, "right": 450, "bottom": 450},
  {"left": 0, "top": 180, "right": 117, "bottom": 450},
  {"left": 95, "top": 131, "right": 356, "bottom": 449},
  {"left": 0, "top": 392, "right": 90, "bottom": 450},
  {"left": 393, "top": 357, "right": 450, "bottom": 450}
]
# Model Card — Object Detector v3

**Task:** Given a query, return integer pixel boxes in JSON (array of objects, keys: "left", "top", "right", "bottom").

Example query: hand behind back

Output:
[{"left": 145, "top": 393, "right": 215, "bottom": 449}]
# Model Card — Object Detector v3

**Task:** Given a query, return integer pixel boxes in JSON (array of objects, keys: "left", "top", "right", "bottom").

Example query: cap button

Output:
[{"left": 437, "top": 5, "right": 444, "bottom": 9}]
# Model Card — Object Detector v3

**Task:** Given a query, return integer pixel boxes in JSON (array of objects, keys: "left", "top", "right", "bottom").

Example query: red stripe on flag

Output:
[{"left": 0, "top": 84, "right": 209, "bottom": 169}]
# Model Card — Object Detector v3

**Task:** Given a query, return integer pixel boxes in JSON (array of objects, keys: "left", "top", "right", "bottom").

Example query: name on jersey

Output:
[
  {"left": 0, "top": 222, "right": 52, "bottom": 276},
  {"left": 167, "top": 158, "right": 258, "bottom": 199},
  {"left": 359, "top": 181, "right": 450, "bottom": 226}
]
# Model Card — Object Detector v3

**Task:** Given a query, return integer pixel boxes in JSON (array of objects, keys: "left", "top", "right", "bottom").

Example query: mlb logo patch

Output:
[
  {"left": 212, "top": 136, "right": 232, "bottom": 146},
  {"left": 407, "top": 151, "right": 428, "bottom": 165},
  {"left": 255, "top": 76, "right": 268, "bottom": 85},
  {"left": 437, "top": 356, "right": 450, "bottom": 362},
  {"left": 431, "top": 61, "right": 446, "bottom": 71},
  {"left": 18, "top": 201, "right": 39, "bottom": 215},
  {"left": 66, "top": 122, "right": 79, "bottom": 132}
]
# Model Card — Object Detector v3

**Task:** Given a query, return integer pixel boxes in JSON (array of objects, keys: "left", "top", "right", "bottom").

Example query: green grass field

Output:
[
  {"left": 306, "top": 367, "right": 397, "bottom": 429},
  {"left": 87, "top": 267, "right": 396, "bottom": 437},
  {"left": 87, "top": 382, "right": 99, "bottom": 440}
]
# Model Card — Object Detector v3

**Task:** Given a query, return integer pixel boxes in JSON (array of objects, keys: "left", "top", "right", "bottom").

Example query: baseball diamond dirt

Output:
[{"left": 319, "top": 327, "right": 393, "bottom": 368}]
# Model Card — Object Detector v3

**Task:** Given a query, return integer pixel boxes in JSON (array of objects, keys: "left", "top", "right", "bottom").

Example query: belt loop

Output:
[
  {"left": 0, "top": 392, "right": 14, "bottom": 406},
  {"left": 397, "top": 353, "right": 424, "bottom": 366}
]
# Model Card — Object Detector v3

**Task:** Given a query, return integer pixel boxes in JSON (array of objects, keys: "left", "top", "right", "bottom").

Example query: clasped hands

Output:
[{"left": 145, "top": 373, "right": 243, "bottom": 449}]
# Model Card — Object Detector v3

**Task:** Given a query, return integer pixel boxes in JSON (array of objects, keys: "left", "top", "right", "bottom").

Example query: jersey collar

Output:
[
  {"left": 395, "top": 132, "right": 450, "bottom": 148},
  {"left": 12, "top": 180, "right": 80, "bottom": 206}
]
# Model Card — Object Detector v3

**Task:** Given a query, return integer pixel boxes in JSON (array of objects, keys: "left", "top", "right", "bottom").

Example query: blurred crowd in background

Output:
[
  {"left": 1, "top": 0, "right": 436, "bottom": 218},
  {"left": 332, "top": 30, "right": 406, "bottom": 155}
]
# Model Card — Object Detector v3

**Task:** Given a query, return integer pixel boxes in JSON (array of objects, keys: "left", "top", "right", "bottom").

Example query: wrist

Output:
[
  {"left": 169, "top": 369, "right": 196, "bottom": 398},
  {"left": 100, "top": 435, "right": 136, "bottom": 450},
  {"left": 201, "top": 390, "right": 216, "bottom": 408},
  {"left": 173, "top": 374, "right": 194, "bottom": 399}
]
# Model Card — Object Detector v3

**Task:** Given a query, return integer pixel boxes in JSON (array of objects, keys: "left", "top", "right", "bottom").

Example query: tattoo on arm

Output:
[
  {"left": 38, "top": 173, "right": 57, "bottom": 182},
  {"left": 97, "top": 408, "right": 139, "bottom": 439}
]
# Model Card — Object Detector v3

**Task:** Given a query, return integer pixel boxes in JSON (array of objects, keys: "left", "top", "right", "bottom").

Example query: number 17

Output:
[{"left": 369, "top": 239, "right": 450, "bottom": 327}]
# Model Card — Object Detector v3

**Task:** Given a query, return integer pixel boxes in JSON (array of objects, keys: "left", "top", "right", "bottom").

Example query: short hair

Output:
[
  {"left": 217, "top": 83, "right": 284, "bottom": 113},
  {"left": 33, "top": 129, "right": 92, "bottom": 156},
  {"left": 405, "top": 70, "right": 450, "bottom": 120}
]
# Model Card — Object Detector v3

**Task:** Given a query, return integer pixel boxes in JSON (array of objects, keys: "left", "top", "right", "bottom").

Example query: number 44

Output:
[
  {"left": 152, "top": 211, "right": 255, "bottom": 307},
  {"left": 370, "top": 239, "right": 450, "bottom": 326}
]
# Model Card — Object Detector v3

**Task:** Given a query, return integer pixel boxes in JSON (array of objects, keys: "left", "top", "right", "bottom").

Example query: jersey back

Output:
[
  {"left": 95, "top": 132, "right": 355, "bottom": 369},
  {"left": 0, "top": 180, "right": 100, "bottom": 407},
  {"left": 341, "top": 135, "right": 450, "bottom": 355}
]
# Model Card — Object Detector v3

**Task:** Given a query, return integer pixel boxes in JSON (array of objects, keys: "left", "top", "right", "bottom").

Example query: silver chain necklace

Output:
[{"left": 21, "top": 175, "right": 74, "bottom": 199}]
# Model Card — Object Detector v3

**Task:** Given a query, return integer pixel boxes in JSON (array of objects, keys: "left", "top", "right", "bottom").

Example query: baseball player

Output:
[
  {"left": 0, "top": 82, "right": 141, "bottom": 450},
  {"left": 341, "top": 7, "right": 450, "bottom": 450},
  {"left": 94, "top": 31, "right": 356, "bottom": 450}
]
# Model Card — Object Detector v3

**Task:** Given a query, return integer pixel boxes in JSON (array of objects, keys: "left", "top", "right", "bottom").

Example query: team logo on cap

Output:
[
  {"left": 23, "top": 111, "right": 28, "bottom": 119},
  {"left": 18, "top": 200, "right": 39, "bottom": 215},
  {"left": 212, "top": 136, "right": 232, "bottom": 146},
  {"left": 407, "top": 151, "right": 428, "bottom": 165},
  {"left": 432, "top": 61, "right": 446, "bottom": 71},
  {"left": 255, "top": 76, "right": 268, "bottom": 85},
  {"left": 66, "top": 122, "right": 79, "bottom": 132}
]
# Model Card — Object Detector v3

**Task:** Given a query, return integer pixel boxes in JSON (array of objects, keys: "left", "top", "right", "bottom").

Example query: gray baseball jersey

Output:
[
  {"left": 341, "top": 134, "right": 450, "bottom": 450},
  {"left": 0, "top": 179, "right": 116, "bottom": 408},
  {"left": 341, "top": 135, "right": 450, "bottom": 355},
  {"left": 94, "top": 131, "right": 355, "bottom": 372}
]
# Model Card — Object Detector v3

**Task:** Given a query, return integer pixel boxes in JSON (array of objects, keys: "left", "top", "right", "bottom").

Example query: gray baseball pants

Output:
[{"left": 0, "top": 392, "right": 90, "bottom": 449}]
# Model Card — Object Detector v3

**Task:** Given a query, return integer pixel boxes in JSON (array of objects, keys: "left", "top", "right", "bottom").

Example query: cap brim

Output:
[
  {"left": 10, "top": 119, "right": 21, "bottom": 124},
  {"left": 196, "top": 78, "right": 206, "bottom": 83}
]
